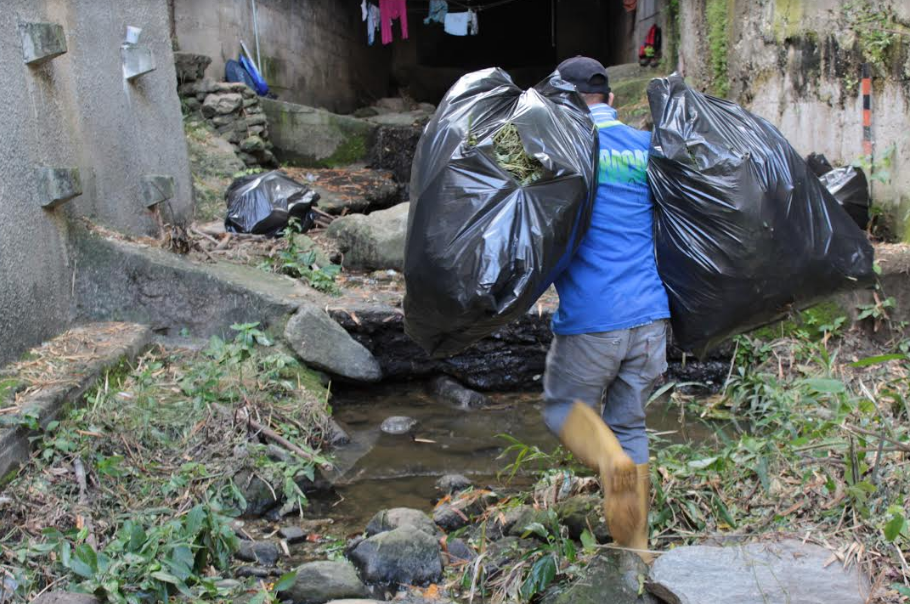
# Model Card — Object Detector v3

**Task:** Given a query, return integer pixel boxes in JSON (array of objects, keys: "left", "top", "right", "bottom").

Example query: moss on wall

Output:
[
  {"left": 773, "top": 0, "right": 804, "bottom": 42},
  {"left": 706, "top": 0, "right": 733, "bottom": 97}
]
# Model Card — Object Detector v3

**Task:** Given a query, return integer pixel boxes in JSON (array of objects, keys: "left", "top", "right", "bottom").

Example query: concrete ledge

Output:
[
  {"left": 0, "top": 323, "right": 152, "bottom": 481},
  {"left": 73, "top": 230, "right": 322, "bottom": 339}
]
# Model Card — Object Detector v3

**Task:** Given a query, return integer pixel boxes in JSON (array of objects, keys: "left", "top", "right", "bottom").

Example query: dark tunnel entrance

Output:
[{"left": 389, "top": 0, "right": 666, "bottom": 103}]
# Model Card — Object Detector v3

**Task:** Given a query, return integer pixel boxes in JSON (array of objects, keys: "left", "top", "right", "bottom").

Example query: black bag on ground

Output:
[
  {"left": 819, "top": 166, "right": 871, "bottom": 230},
  {"left": 225, "top": 171, "right": 319, "bottom": 237},
  {"left": 404, "top": 68, "right": 598, "bottom": 357},
  {"left": 647, "top": 74, "right": 875, "bottom": 356}
]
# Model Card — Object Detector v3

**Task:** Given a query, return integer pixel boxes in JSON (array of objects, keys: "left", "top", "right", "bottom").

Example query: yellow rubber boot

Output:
[
  {"left": 558, "top": 402, "right": 640, "bottom": 545},
  {"left": 629, "top": 463, "right": 653, "bottom": 564}
]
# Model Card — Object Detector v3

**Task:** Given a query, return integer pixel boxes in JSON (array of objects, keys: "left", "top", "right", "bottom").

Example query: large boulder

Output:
[
  {"left": 279, "top": 560, "right": 370, "bottom": 604},
  {"left": 365, "top": 508, "right": 438, "bottom": 537},
  {"left": 348, "top": 527, "right": 443, "bottom": 586},
  {"left": 174, "top": 52, "right": 212, "bottom": 83},
  {"left": 284, "top": 302, "right": 382, "bottom": 382},
  {"left": 647, "top": 540, "right": 870, "bottom": 604},
  {"left": 326, "top": 202, "right": 409, "bottom": 271},
  {"left": 202, "top": 93, "right": 243, "bottom": 117},
  {"left": 304, "top": 168, "right": 401, "bottom": 215},
  {"left": 542, "top": 550, "right": 656, "bottom": 604}
]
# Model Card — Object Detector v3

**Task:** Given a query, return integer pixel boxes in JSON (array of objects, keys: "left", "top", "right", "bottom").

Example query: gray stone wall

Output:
[
  {"left": 172, "top": 0, "right": 392, "bottom": 113},
  {"left": 0, "top": 0, "right": 192, "bottom": 366}
]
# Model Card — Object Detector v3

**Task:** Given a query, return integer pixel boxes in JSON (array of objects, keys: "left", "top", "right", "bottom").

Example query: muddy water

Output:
[{"left": 303, "top": 382, "right": 720, "bottom": 536}]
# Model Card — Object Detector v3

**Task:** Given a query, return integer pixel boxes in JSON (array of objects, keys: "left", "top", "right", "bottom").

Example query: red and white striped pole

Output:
[{"left": 862, "top": 63, "right": 872, "bottom": 160}]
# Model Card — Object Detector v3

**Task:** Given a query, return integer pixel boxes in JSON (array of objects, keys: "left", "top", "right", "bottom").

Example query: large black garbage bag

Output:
[
  {"left": 819, "top": 166, "right": 871, "bottom": 230},
  {"left": 647, "top": 74, "right": 875, "bottom": 356},
  {"left": 403, "top": 68, "right": 598, "bottom": 357},
  {"left": 225, "top": 171, "right": 319, "bottom": 237}
]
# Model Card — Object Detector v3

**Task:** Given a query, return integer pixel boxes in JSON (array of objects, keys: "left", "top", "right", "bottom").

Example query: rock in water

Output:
[
  {"left": 380, "top": 416, "right": 418, "bottom": 436},
  {"left": 647, "top": 540, "right": 870, "bottom": 604},
  {"left": 348, "top": 527, "right": 443, "bottom": 586},
  {"left": 429, "top": 376, "right": 489, "bottom": 409},
  {"left": 365, "top": 507, "right": 438, "bottom": 537},
  {"left": 433, "top": 503, "right": 468, "bottom": 532},
  {"left": 542, "top": 550, "right": 656, "bottom": 604},
  {"left": 326, "top": 202, "right": 409, "bottom": 271},
  {"left": 279, "top": 560, "right": 370, "bottom": 604},
  {"left": 235, "top": 540, "right": 280, "bottom": 566},
  {"left": 435, "top": 474, "right": 473, "bottom": 494},
  {"left": 284, "top": 301, "right": 382, "bottom": 383}
]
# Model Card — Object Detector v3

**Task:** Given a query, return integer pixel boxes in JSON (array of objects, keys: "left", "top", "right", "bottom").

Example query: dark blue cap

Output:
[{"left": 557, "top": 56, "right": 611, "bottom": 95}]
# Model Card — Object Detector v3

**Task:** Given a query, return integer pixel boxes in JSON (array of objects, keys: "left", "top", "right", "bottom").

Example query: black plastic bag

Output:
[
  {"left": 404, "top": 68, "right": 598, "bottom": 357},
  {"left": 224, "top": 171, "right": 319, "bottom": 237},
  {"left": 806, "top": 152, "right": 834, "bottom": 177},
  {"left": 819, "top": 166, "right": 871, "bottom": 230},
  {"left": 647, "top": 75, "right": 875, "bottom": 356}
]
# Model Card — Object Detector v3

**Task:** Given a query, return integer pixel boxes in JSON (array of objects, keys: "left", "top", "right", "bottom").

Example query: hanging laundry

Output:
[
  {"left": 444, "top": 10, "right": 478, "bottom": 36},
  {"left": 424, "top": 0, "right": 448, "bottom": 25},
  {"left": 362, "top": 1, "right": 381, "bottom": 45},
  {"left": 380, "top": 0, "right": 408, "bottom": 45},
  {"left": 624, "top": 0, "right": 637, "bottom": 11}
]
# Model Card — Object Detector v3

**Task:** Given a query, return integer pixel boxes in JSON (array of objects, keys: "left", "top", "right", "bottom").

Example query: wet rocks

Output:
[
  {"left": 433, "top": 503, "right": 469, "bottom": 532},
  {"left": 365, "top": 507, "right": 438, "bottom": 537},
  {"left": 202, "top": 92, "right": 243, "bottom": 117},
  {"left": 236, "top": 566, "right": 275, "bottom": 579},
  {"left": 326, "top": 202, "right": 409, "bottom": 271},
  {"left": 279, "top": 526, "right": 308, "bottom": 544},
  {"left": 235, "top": 540, "right": 280, "bottom": 566},
  {"left": 380, "top": 416, "right": 418, "bottom": 436},
  {"left": 279, "top": 560, "right": 370, "bottom": 604},
  {"left": 554, "top": 495, "right": 610, "bottom": 543},
  {"left": 348, "top": 527, "right": 443, "bottom": 587},
  {"left": 435, "top": 473, "right": 473, "bottom": 494},
  {"left": 430, "top": 375, "right": 489, "bottom": 409},
  {"left": 647, "top": 540, "right": 870, "bottom": 604},
  {"left": 542, "top": 550, "right": 656, "bottom": 604},
  {"left": 444, "top": 538, "right": 476, "bottom": 564},
  {"left": 284, "top": 301, "right": 382, "bottom": 383}
]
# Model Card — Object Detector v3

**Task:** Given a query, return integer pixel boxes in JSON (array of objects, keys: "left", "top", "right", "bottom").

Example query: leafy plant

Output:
[
  {"left": 518, "top": 510, "right": 577, "bottom": 601},
  {"left": 262, "top": 219, "right": 341, "bottom": 294},
  {"left": 489, "top": 123, "right": 546, "bottom": 186}
]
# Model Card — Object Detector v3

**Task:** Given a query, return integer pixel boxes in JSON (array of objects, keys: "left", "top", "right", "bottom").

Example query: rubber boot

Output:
[
  {"left": 557, "top": 402, "right": 640, "bottom": 545},
  {"left": 629, "top": 463, "right": 653, "bottom": 563}
]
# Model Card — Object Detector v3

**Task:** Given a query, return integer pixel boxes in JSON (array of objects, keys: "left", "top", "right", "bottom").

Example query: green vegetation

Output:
[
  {"left": 664, "top": 0, "right": 680, "bottom": 70},
  {"left": 0, "top": 326, "right": 331, "bottom": 602},
  {"left": 845, "top": 1, "right": 904, "bottom": 72},
  {"left": 489, "top": 123, "right": 546, "bottom": 187},
  {"left": 706, "top": 0, "right": 731, "bottom": 98},
  {"left": 259, "top": 218, "right": 342, "bottom": 295}
]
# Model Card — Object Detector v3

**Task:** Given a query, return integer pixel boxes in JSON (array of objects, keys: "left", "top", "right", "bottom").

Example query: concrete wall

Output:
[
  {"left": 678, "top": 0, "right": 910, "bottom": 241},
  {"left": 0, "top": 0, "right": 192, "bottom": 366},
  {"left": 172, "top": 0, "right": 392, "bottom": 113}
]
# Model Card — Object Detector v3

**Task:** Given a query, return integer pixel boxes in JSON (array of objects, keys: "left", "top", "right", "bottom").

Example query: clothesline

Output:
[{"left": 367, "top": 0, "right": 529, "bottom": 13}]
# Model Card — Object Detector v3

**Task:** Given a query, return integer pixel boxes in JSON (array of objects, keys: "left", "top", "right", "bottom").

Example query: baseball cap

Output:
[{"left": 557, "top": 56, "right": 611, "bottom": 95}]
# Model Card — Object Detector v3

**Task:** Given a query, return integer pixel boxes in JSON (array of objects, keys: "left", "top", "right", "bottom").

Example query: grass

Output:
[
  {"left": 469, "top": 122, "right": 546, "bottom": 187},
  {"left": 0, "top": 324, "right": 332, "bottom": 603}
]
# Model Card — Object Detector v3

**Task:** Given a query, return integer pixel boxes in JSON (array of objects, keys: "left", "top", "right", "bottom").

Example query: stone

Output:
[
  {"left": 326, "top": 202, "right": 409, "bottom": 271},
  {"left": 380, "top": 416, "right": 418, "bottom": 436},
  {"left": 444, "top": 538, "right": 476, "bottom": 564},
  {"left": 183, "top": 98, "right": 200, "bottom": 112},
  {"left": 19, "top": 22, "right": 67, "bottom": 65},
  {"left": 647, "top": 540, "right": 870, "bottom": 604},
  {"left": 241, "top": 86, "right": 257, "bottom": 98},
  {"left": 430, "top": 376, "right": 489, "bottom": 410},
  {"left": 236, "top": 565, "right": 274, "bottom": 578},
  {"left": 554, "top": 495, "right": 610, "bottom": 542},
  {"left": 501, "top": 505, "right": 550, "bottom": 539},
  {"left": 348, "top": 527, "right": 443, "bottom": 587},
  {"left": 260, "top": 98, "right": 377, "bottom": 167},
  {"left": 375, "top": 97, "right": 412, "bottom": 113},
  {"left": 308, "top": 168, "right": 401, "bottom": 215},
  {"left": 327, "top": 418, "right": 351, "bottom": 446},
  {"left": 417, "top": 103, "right": 436, "bottom": 114},
  {"left": 248, "top": 125, "right": 265, "bottom": 136},
  {"left": 542, "top": 550, "right": 655, "bottom": 604},
  {"left": 245, "top": 113, "right": 268, "bottom": 127},
  {"left": 279, "top": 560, "right": 369, "bottom": 604},
  {"left": 214, "top": 81, "right": 251, "bottom": 94},
  {"left": 236, "top": 540, "right": 280, "bottom": 566},
  {"left": 243, "top": 97, "right": 258, "bottom": 108},
  {"left": 173, "top": 52, "right": 211, "bottom": 82},
  {"left": 36, "top": 167, "right": 82, "bottom": 209},
  {"left": 353, "top": 107, "right": 380, "bottom": 118},
  {"left": 365, "top": 508, "right": 438, "bottom": 537},
  {"left": 211, "top": 115, "right": 237, "bottom": 127},
  {"left": 239, "top": 152, "right": 258, "bottom": 166},
  {"left": 367, "top": 125, "right": 422, "bottom": 189},
  {"left": 291, "top": 234, "right": 332, "bottom": 268},
  {"left": 140, "top": 174, "right": 176, "bottom": 208},
  {"left": 31, "top": 593, "right": 99, "bottom": 604},
  {"left": 121, "top": 44, "right": 156, "bottom": 81},
  {"left": 241, "top": 136, "right": 266, "bottom": 153},
  {"left": 433, "top": 503, "right": 468, "bottom": 532},
  {"left": 436, "top": 474, "right": 473, "bottom": 494},
  {"left": 284, "top": 301, "right": 382, "bottom": 382},
  {"left": 202, "top": 93, "right": 243, "bottom": 117},
  {"left": 279, "top": 526, "right": 308, "bottom": 544}
]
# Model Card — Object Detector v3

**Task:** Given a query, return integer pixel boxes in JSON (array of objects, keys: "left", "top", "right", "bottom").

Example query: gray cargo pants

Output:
[{"left": 542, "top": 320, "right": 668, "bottom": 464}]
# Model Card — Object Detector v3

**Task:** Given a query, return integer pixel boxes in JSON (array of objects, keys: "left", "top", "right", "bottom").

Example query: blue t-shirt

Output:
[{"left": 552, "top": 104, "right": 670, "bottom": 335}]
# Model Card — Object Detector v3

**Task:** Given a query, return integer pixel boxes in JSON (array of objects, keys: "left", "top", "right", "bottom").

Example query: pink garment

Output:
[{"left": 380, "top": 0, "right": 408, "bottom": 45}]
